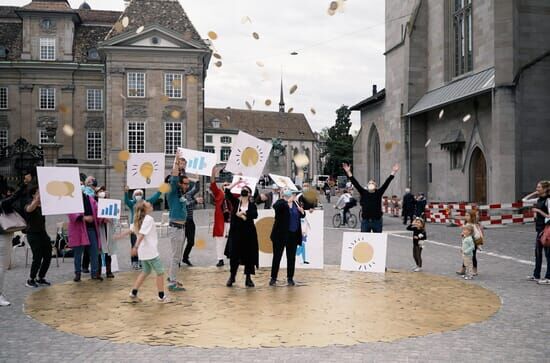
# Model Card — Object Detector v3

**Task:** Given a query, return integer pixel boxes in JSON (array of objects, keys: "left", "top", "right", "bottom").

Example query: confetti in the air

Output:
[
  {"left": 265, "top": 99, "right": 272, "bottom": 106},
  {"left": 121, "top": 16, "right": 129, "bottom": 28},
  {"left": 195, "top": 239, "right": 206, "bottom": 250},
  {"left": 289, "top": 85, "right": 298, "bottom": 94},
  {"left": 59, "top": 104, "right": 68, "bottom": 114},
  {"left": 213, "top": 53, "right": 222, "bottom": 59},
  {"left": 159, "top": 183, "right": 171, "bottom": 194},
  {"left": 293, "top": 154, "right": 310, "bottom": 168},
  {"left": 439, "top": 109, "right": 444, "bottom": 119},
  {"left": 172, "top": 79, "right": 182, "bottom": 89},
  {"left": 385, "top": 142, "right": 394, "bottom": 151},
  {"left": 252, "top": 32, "right": 260, "bottom": 40},
  {"left": 256, "top": 61, "right": 265, "bottom": 67},
  {"left": 208, "top": 31, "right": 218, "bottom": 40},
  {"left": 113, "top": 161, "right": 125, "bottom": 174},
  {"left": 241, "top": 16, "right": 252, "bottom": 24},
  {"left": 215, "top": 61, "right": 223, "bottom": 67},
  {"left": 329, "top": 1, "right": 338, "bottom": 10},
  {"left": 245, "top": 101, "right": 252, "bottom": 110},
  {"left": 310, "top": 108, "right": 317, "bottom": 115},
  {"left": 113, "top": 22, "right": 123, "bottom": 33},
  {"left": 288, "top": 107, "right": 294, "bottom": 113},
  {"left": 62, "top": 124, "right": 74, "bottom": 137},
  {"left": 118, "top": 150, "right": 130, "bottom": 161},
  {"left": 425, "top": 139, "right": 432, "bottom": 148},
  {"left": 170, "top": 110, "right": 181, "bottom": 119},
  {"left": 463, "top": 114, "right": 471, "bottom": 122},
  {"left": 136, "top": 26, "right": 144, "bottom": 34},
  {"left": 160, "top": 95, "right": 170, "bottom": 104}
]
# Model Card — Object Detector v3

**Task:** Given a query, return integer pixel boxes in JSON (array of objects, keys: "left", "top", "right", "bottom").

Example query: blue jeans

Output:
[
  {"left": 361, "top": 218, "right": 383, "bottom": 233},
  {"left": 73, "top": 228, "right": 99, "bottom": 276}
]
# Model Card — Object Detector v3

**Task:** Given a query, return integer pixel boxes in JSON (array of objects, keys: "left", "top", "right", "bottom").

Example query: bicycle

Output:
[{"left": 332, "top": 207, "right": 358, "bottom": 228}]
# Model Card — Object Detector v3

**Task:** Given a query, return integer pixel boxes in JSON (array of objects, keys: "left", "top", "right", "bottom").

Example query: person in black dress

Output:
[
  {"left": 270, "top": 189, "right": 306, "bottom": 286},
  {"left": 224, "top": 185, "right": 259, "bottom": 287}
]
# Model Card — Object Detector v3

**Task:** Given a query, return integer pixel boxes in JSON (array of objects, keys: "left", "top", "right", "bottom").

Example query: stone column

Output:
[
  {"left": 185, "top": 73, "right": 199, "bottom": 150},
  {"left": 19, "top": 85, "right": 34, "bottom": 142},
  {"left": 105, "top": 66, "right": 125, "bottom": 201},
  {"left": 60, "top": 84, "right": 75, "bottom": 158}
]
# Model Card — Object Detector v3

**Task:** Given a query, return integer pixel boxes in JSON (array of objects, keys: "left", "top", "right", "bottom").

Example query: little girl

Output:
[
  {"left": 407, "top": 218, "right": 426, "bottom": 272},
  {"left": 461, "top": 224, "right": 476, "bottom": 280},
  {"left": 457, "top": 210, "right": 484, "bottom": 276},
  {"left": 119, "top": 201, "right": 167, "bottom": 302}
]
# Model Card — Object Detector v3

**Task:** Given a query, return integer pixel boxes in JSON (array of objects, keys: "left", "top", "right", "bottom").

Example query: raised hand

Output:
[
  {"left": 391, "top": 163, "right": 400, "bottom": 175},
  {"left": 342, "top": 163, "right": 352, "bottom": 176}
]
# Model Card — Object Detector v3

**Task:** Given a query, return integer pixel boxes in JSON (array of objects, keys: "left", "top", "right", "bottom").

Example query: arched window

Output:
[{"left": 367, "top": 125, "right": 380, "bottom": 182}]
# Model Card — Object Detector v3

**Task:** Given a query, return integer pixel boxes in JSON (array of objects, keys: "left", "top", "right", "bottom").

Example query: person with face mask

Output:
[
  {"left": 342, "top": 162, "right": 400, "bottom": 233},
  {"left": 270, "top": 189, "right": 306, "bottom": 286},
  {"left": 124, "top": 186, "right": 162, "bottom": 270},
  {"left": 224, "top": 183, "right": 259, "bottom": 288}
]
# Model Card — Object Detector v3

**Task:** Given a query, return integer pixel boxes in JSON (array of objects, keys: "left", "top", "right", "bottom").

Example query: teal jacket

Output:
[
  {"left": 462, "top": 236, "right": 475, "bottom": 256},
  {"left": 167, "top": 176, "right": 188, "bottom": 222},
  {"left": 124, "top": 191, "right": 161, "bottom": 222}
]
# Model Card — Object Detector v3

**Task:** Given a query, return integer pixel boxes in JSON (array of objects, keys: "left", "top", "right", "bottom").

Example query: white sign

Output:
[
  {"left": 256, "top": 209, "right": 324, "bottom": 269},
  {"left": 230, "top": 175, "right": 258, "bottom": 194},
  {"left": 269, "top": 173, "right": 298, "bottom": 191},
  {"left": 177, "top": 147, "right": 217, "bottom": 177},
  {"left": 225, "top": 131, "right": 272, "bottom": 178},
  {"left": 97, "top": 198, "right": 122, "bottom": 219},
  {"left": 37, "top": 167, "right": 84, "bottom": 216},
  {"left": 340, "top": 232, "right": 388, "bottom": 273},
  {"left": 126, "top": 153, "right": 165, "bottom": 189}
]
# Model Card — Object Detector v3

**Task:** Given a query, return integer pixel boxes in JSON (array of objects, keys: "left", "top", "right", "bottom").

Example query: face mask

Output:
[
  {"left": 241, "top": 190, "right": 249, "bottom": 197},
  {"left": 97, "top": 192, "right": 106, "bottom": 199},
  {"left": 134, "top": 195, "right": 143, "bottom": 201},
  {"left": 367, "top": 184, "right": 376, "bottom": 192}
]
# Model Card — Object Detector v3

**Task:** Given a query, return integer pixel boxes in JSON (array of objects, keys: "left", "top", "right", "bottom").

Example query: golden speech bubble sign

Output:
[
  {"left": 46, "top": 181, "right": 75, "bottom": 199},
  {"left": 255, "top": 217, "right": 275, "bottom": 253}
]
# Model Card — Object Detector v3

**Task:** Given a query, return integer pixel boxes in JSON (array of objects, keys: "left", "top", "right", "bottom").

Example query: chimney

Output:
[{"left": 372, "top": 84, "right": 377, "bottom": 95}]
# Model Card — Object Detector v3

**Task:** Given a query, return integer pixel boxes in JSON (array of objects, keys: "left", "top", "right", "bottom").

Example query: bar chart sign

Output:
[
  {"left": 97, "top": 198, "right": 122, "bottom": 219},
  {"left": 177, "top": 147, "right": 217, "bottom": 176}
]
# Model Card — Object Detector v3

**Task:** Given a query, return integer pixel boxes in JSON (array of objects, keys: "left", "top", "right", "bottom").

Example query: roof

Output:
[
  {"left": 22, "top": 0, "right": 71, "bottom": 11},
  {"left": 350, "top": 89, "right": 386, "bottom": 111},
  {"left": 204, "top": 108, "right": 317, "bottom": 142},
  {"left": 73, "top": 25, "right": 110, "bottom": 62},
  {"left": 0, "top": 23, "right": 22, "bottom": 60},
  {"left": 406, "top": 68, "right": 495, "bottom": 116},
  {"left": 105, "top": 0, "right": 208, "bottom": 48},
  {"left": 77, "top": 9, "right": 121, "bottom": 24},
  {"left": 0, "top": 6, "right": 19, "bottom": 19},
  {"left": 440, "top": 129, "right": 465, "bottom": 145}
]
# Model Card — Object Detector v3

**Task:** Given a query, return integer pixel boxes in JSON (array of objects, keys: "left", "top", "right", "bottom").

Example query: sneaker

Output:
[
  {"left": 132, "top": 263, "right": 140, "bottom": 270},
  {"left": 456, "top": 270, "right": 465, "bottom": 276},
  {"left": 26, "top": 279, "right": 39, "bottom": 288},
  {"left": 464, "top": 276, "right": 473, "bottom": 280},
  {"left": 537, "top": 279, "right": 550, "bottom": 285},
  {"left": 287, "top": 279, "right": 296, "bottom": 286},
  {"left": 527, "top": 276, "right": 540, "bottom": 282},
  {"left": 182, "top": 258, "right": 193, "bottom": 267},
  {"left": 0, "top": 295, "right": 10, "bottom": 306},
  {"left": 216, "top": 260, "right": 224, "bottom": 267},
  {"left": 269, "top": 279, "right": 277, "bottom": 286},
  {"left": 413, "top": 267, "right": 422, "bottom": 272},
  {"left": 37, "top": 278, "right": 51, "bottom": 286},
  {"left": 168, "top": 284, "right": 186, "bottom": 292},
  {"left": 158, "top": 295, "right": 171, "bottom": 303},
  {"left": 129, "top": 291, "right": 138, "bottom": 299}
]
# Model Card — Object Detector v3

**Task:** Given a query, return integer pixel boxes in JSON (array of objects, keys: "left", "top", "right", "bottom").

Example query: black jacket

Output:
[
  {"left": 349, "top": 175, "right": 394, "bottom": 220},
  {"left": 270, "top": 199, "right": 305, "bottom": 245},
  {"left": 402, "top": 193, "right": 416, "bottom": 215}
]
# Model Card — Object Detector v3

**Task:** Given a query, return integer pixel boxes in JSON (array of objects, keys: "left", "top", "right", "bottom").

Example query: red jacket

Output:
[
  {"left": 210, "top": 181, "right": 225, "bottom": 237},
  {"left": 67, "top": 195, "right": 102, "bottom": 249}
]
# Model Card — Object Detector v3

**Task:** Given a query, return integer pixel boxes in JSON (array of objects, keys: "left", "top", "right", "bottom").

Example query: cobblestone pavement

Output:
[{"left": 1, "top": 209, "right": 548, "bottom": 362}]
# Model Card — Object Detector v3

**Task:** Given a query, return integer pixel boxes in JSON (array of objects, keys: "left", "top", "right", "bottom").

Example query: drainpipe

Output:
[{"left": 407, "top": 116, "right": 412, "bottom": 189}]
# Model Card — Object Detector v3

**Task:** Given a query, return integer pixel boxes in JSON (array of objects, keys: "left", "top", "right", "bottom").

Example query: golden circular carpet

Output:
[{"left": 25, "top": 266, "right": 500, "bottom": 348}]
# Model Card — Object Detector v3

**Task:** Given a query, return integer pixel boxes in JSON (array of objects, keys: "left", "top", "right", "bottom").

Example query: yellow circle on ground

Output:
[
  {"left": 24, "top": 267, "right": 501, "bottom": 348},
  {"left": 118, "top": 150, "right": 130, "bottom": 162},
  {"left": 255, "top": 217, "right": 275, "bottom": 253},
  {"left": 241, "top": 147, "right": 259, "bottom": 166},
  {"left": 353, "top": 242, "right": 374, "bottom": 264}
]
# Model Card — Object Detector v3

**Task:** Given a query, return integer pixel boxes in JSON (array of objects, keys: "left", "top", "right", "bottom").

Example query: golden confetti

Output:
[
  {"left": 241, "top": 16, "right": 252, "bottom": 24},
  {"left": 118, "top": 150, "right": 130, "bottom": 162},
  {"left": 170, "top": 110, "right": 181, "bottom": 119},
  {"left": 214, "top": 61, "right": 223, "bottom": 68},
  {"left": 310, "top": 108, "right": 317, "bottom": 115},
  {"left": 172, "top": 79, "right": 182, "bottom": 89},
  {"left": 213, "top": 53, "right": 222, "bottom": 59},
  {"left": 114, "top": 22, "right": 123, "bottom": 33},
  {"left": 265, "top": 99, "right": 272, "bottom": 106},
  {"left": 288, "top": 107, "right": 294, "bottom": 113},
  {"left": 425, "top": 139, "right": 432, "bottom": 148},
  {"left": 121, "top": 16, "right": 129, "bottom": 28},
  {"left": 385, "top": 142, "right": 394, "bottom": 151},
  {"left": 208, "top": 31, "right": 218, "bottom": 40},
  {"left": 289, "top": 84, "right": 298, "bottom": 94},
  {"left": 187, "top": 75, "right": 198, "bottom": 84},
  {"left": 136, "top": 26, "right": 144, "bottom": 34},
  {"left": 329, "top": 1, "right": 339, "bottom": 11},
  {"left": 59, "top": 104, "right": 69, "bottom": 114},
  {"left": 113, "top": 161, "right": 125, "bottom": 174},
  {"left": 62, "top": 124, "right": 74, "bottom": 137},
  {"left": 438, "top": 109, "right": 444, "bottom": 119},
  {"left": 252, "top": 32, "right": 260, "bottom": 40},
  {"left": 302, "top": 189, "right": 318, "bottom": 204},
  {"left": 160, "top": 95, "right": 170, "bottom": 104},
  {"left": 293, "top": 154, "right": 309, "bottom": 167},
  {"left": 245, "top": 101, "right": 252, "bottom": 110},
  {"left": 159, "top": 183, "right": 171, "bottom": 194},
  {"left": 195, "top": 239, "right": 206, "bottom": 250},
  {"left": 463, "top": 114, "right": 471, "bottom": 122},
  {"left": 256, "top": 61, "right": 265, "bottom": 67},
  {"left": 327, "top": 8, "right": 336, "bottom": 16}
]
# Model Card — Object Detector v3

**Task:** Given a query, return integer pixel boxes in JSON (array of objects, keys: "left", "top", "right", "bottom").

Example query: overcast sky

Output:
[{"left": 6, "top": 0, "right": 386, "bottom": 132}]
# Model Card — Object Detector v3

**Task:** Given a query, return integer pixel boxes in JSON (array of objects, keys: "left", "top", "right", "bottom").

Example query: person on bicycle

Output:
[{"left": 335, "top": 189, "right": 354, "bottom": 226}]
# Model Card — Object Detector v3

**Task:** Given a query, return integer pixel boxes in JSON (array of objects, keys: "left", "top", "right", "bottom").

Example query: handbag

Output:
[
  {"left": 0, "top": 210, "right": 27, "bottom": 234},
  {"left": 541, "top": 225, "right": 550, "bottom": 247}
]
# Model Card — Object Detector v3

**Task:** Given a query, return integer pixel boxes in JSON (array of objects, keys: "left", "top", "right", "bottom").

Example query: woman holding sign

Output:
[{"left": 224, "top": 182, "right": 259, "bottom": 288}]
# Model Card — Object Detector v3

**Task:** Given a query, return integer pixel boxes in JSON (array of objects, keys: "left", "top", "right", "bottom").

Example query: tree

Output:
[{"left": 322, "top": 105, "right": 353, "bottom": 176}]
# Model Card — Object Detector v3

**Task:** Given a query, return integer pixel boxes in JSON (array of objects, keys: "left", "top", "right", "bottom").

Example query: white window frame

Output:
[
  {"left": 204, "top": 146, "right": 215, "bottom": 154},
  {"left": 127, "top": 72, "right": 146, "bottom": 98},
  {"left": 87, "top": 89, "right": 103, "bottom": 111},
  {"left": 0, "top": 128, "right": 8, "bottom": 149},
  {"left": 38, "top": 129, "right": 56, "bottom": 144},
  {"left": 39, "top": 88, "right": 55, "bottom": 110},
  {"left": 164, "top": 122, "right": 183, "bottom": 155},
  {"left": 205, "top": 135, "right": 213, "bottom": 144},
  {"left": 127, "top": 121, "right": 146, "bottom": 153},
  {"left": 220, "top": 146, "right": 231, "bottom": 162},
  {"left": 164, "top": 73, "right": 183, "bottom": 99},
  {"left": 0, "top": 87, "right": 7, "bottom": 109},
  {"left": 86, "top": 130, "right": 103, "bottom": 160},
  {"left": 39, "top": 38, "right": 56, "bottom": 61},
  {"left": 220, "top": 136, "right": 232, "bottom": 144}
]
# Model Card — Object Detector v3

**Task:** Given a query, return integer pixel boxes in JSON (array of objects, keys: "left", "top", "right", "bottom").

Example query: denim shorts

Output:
[{"left": 141, "top": 256, "right": 164, "bottom": 275}]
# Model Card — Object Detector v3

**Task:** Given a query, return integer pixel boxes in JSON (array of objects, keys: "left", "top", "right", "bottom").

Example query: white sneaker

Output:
[
  {"left": 157, "top": 295, "right": 170, "bottom": 303},
  {"left": 527, "top": 276, "right": 540, "bottom": 282},
  {"left": 464, "top": 276, "right": 473, "bottom": 280},
  {"left": 413, "top": 267, "right": 422, "bottom": 272},
  {"left": 537, "top": 279, "right": 550, "bottom": 285},
  {"left": 0, "top": 294, "right": 10, "bottom": 306}
]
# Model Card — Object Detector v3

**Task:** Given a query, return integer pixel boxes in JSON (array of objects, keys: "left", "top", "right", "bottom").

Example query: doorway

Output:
[{"left": 469, "top": 147, "right": 487, "bottom": 204}]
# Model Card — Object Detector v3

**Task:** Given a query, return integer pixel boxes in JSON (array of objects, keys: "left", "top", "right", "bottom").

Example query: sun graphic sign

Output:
[
  {"left": 225, "top": 131, "right": 272, "bottom": 178},
  {"left": 269, "top": 173, "right": 298, "bottom": 191},
  {"left": 36, "top": 167, "right": 84, "bottom": 216},
  {"left": 126, "top": 153, "right": 165, "bottom": 189},
  {"left": 340, "top": 232, "right": 388, "bottom": 273}
]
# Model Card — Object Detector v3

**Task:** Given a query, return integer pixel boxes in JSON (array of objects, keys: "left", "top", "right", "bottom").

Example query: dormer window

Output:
[
  {"left": 87, "top": 48, "right": 100, "bottom": 61},
  {"left": 211, "top": 118, "right": 221, "bottom": 128},
  {"left": 40, "top": 38, "right": 55, "bottom": 61},
  {"left": 41, "top": 19, "right": 53, "bottom": 30}
]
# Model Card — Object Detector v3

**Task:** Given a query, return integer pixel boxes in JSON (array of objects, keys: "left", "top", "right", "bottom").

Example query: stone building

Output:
[
  {"left": 0, "top": 0, "right": 211, "bottom": 199},
  {"left": 352, "top": 0, "right": 550, "bottom": 204}
]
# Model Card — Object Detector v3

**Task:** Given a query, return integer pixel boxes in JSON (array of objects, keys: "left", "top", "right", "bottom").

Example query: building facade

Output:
[
  {"left": 0, "top": 0, "right": 211, "bottom": 199},
  {"left": 352, "top": 0, "right": 550, "bottom": 204}
]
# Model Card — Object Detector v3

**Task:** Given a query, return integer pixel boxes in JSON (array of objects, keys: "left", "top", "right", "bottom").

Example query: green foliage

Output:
[{"left": 323, "top": 105, "right": 353, "bottom": 176}]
